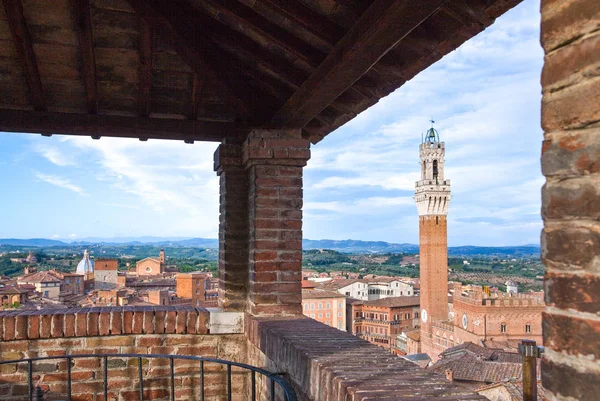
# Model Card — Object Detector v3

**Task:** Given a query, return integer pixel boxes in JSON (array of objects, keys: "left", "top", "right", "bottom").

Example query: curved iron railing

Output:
[{"left": 0, "top": 353, "right": 298, "bottom": 401}]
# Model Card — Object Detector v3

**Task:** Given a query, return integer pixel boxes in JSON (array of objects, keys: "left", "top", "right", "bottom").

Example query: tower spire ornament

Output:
[{"left": 415, "top": 122, "right": 451, "bottom": 359}]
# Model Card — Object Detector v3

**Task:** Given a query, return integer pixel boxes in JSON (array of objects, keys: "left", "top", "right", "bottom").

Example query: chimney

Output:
[{"left": 445, "top": 369, "right": 453, "bottom": 382}]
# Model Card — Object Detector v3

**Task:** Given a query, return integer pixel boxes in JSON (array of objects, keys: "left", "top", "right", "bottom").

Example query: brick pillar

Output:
[
  {"left": 214, "top": 143, "right": 249, "bottom": 311},
  {"left": 540, "top": 1, "right": 600, "bottom": 400},
  {"left": 243, "top": 129, "right": 310, "bottom": 316}
]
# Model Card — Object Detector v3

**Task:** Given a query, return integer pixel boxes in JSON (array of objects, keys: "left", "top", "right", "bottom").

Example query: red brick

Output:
[
  {"left": 542, "top": 358, "right": 600, "bottom": 401},
  {"left": 132, "top": 312, "right": 143, "bottom": 334},
  {"left": 541, "top": 0, "right": 600, "bottom": 52},
  {"left": 27, "top": 314, "right": 40, "bottom": 339},
  {"left": 143, "top": 311, "right": 154, "bottom": 334},
  {"left": 99, "top": 312, "right": 110, "bottom": 336},
  {"left": 546, "top": 272, "right": 600, "bottom": 313},
  {"left": 543, "top": 312, "right": 600, "bottom": 358},
  {"left": 154, "top": 311, "right": 166, "bottom": 334},
  {"left": 542, "top": 33, "right": 600, "bottom": 89},
  {"left": 64, "top": 313, "right": 76, "bottom": 337},
  {"left": 75, "top": 312, "right": 87, "bottom": 337},
  {"left": 165, "top": 311, "right": 176, "bottom": 334},
  {"left": 110, "top": 311, "right": 122, "bottom": 335},
  {"left": 543, "top": 178, "right": 600, "bottom": 219},
  {"left": 542, "top": 77, "right": 600, "bottom": 131},
  {"left": 542, "top": 227, "right": 600, "bottom": 269},
  {"left": 3, "top": 314, "right": 16, "bottom": 340},
  {"left": 123, "top": 309, "right": 133, "bottom": 334},
  {"left": 87, "top": 312, "right": 99, "bottom": 336}
]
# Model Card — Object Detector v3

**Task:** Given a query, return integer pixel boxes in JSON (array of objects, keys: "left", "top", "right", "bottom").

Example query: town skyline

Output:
[{"left": 0, "top": 0, "right": 543, "bottom": 247}]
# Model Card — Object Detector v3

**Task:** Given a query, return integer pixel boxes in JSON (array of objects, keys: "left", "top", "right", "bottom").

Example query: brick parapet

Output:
[
  {"left": 245, "top": 315, "right": 487, "bottom": 401},
  {"left": 0, "top": 306, "right": 210, "bottom": 342},
  {"left": 540, "top": 1, "right": 600, "bottom": 400}
]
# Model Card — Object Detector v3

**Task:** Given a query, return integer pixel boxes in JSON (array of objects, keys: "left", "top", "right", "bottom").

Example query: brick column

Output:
[
  {"left": 540, "top": 1, "right": 600, "bottom": 400},
  {"left": 243, "top": 129, "right": 310, "bottom": 316},
  {"left": 214, "top": 143, "right": 249, "bottom": 311}
]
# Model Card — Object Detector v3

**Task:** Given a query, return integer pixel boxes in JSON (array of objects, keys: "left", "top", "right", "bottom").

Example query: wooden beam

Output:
[
  {"left": 73, "top": 0, "right": 98, "bottom": 114},
  {"left": 2, "top": 0, "right": 46, "bottom": 111},
  {"left": 138, "top": 19, "right": 153, "bottom": 117},
  {"left": 189, "top": 74, "right": 202, "bottom": 121},
  {"left": 0, "top": 110, "right": 249, "bottom": 142},
  {"left": 271, "top": 0, "right": 445, "bottom": 128},
  {"left": 127, "top": 0, "right": 272, "bottom": 122}
]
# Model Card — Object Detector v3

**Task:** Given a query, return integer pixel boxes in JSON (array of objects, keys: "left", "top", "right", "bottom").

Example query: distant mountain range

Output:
[{"left": 0, "top": 237, "right": 540, "bottom": 255}]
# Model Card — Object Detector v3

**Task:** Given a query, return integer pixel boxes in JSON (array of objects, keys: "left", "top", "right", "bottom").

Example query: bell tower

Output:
[{"left": 415, "top": 123, "right": 451, "bottom": 358}]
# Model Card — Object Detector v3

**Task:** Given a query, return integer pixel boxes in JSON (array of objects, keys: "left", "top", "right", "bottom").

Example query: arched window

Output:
[
  {"left": 525, "top": 324, "right": 531, "bottom": 333},
  {"left": 433, "top": 160, "right": 439, "bottom": 181},
  {"left": 501, "top": 323, "right": 507, "bottom": 333},
  {"left": 422, "top": 161, "right": 427, "bottom": 179}
]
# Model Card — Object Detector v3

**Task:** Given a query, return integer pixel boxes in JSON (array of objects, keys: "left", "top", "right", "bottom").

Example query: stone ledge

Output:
[
  {"left": 0, "top": 306, "right": 210, "bottom": 341},
  {"left": 246, "top": 315, "right": 487, "bottom": 401}
]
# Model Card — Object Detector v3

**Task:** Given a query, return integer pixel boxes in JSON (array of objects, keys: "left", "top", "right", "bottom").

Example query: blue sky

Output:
[{"left": 0, "top": 0, "right": 543, "bottom": 246}]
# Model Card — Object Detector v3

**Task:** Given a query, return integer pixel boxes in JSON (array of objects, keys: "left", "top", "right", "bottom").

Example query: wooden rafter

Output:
[
  {"left": 139, "top": 19, "right": 153, "bottom": 117},
  {"left": 2, "top": 0, "right": 45, "bottom": 111},
  {"left": 189, "top": 74, "right": 202, "bottom": 121},
  {"left": 127, "top": 0, "right": 275, "bottom": 122},
  {"left": 0, "top": 110, "right": 248, "bottom": 142},
  {"left": 73, "top": 0, "right": 98, "bottom": 114},
  {"left": 271, "top": 0, "right": 446, "bottom": 128}
]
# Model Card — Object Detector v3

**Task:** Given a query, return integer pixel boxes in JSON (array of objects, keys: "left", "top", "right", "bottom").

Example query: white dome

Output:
[{"left": 76, "top": 249, "right": 94, "bottom": 275}]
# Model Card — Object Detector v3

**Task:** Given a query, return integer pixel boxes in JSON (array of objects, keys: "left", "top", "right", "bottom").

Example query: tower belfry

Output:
[{"left": 415, "top": 124, "right": 451, "bottom": 358}]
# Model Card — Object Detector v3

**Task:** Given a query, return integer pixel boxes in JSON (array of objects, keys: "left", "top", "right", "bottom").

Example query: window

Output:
[
  {"left": 145, "top": 267, "right": 151, "bottom": 272},
  {"left": 338, "top": 322, "right": 342, "bottom": 329},
  {"left": 311, "top": 303, "right": 315, "bottom": 310},
  {"left": 345, "top": 292, "right": 350, "bottom": 296},
  {"left": 338, "top": 302, "right": 342, "bottom": 309},
  {"left": 405, "top": 313, "right": 410, "bottom": 319},
  {"left": 65, "top": 279, "right": 70, "bottom": 284},
  {"left": 326, "top": 302, "right": 330, "bottom": 309},
  {"left": 310, "top": 314, "right": 315, "bottom": 318},
  {"left": 525, "top": 324, "right": 531, "bottom": 333},
  {"left": 304, "top": 304, "right": 308, "bottom": 311},
  {"left": 415, "top": 312, "right": 419, "bottom": 318},
  {"left": 326, "top": 313, "right": 330, "bottom": 318},
  {"left": 44, "top": 291, "right": 49, "bottom": 297},
  {"left": 318, "top": 313, "right": 323, "bottom": 318},
  {"left": 318, "top": 303, "right": 323, "bottom": 310},
  {"left": 501, "top": 323, "right": 507, "bottom": 333},
  {"left": 338, "top": 312, "right": 342, "bottom": 317},
  {"left": 433, "top": 159, "right": 439, "bottom": 180}
]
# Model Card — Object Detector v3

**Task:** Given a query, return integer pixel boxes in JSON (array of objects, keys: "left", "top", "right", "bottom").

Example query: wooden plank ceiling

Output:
[{"left": 0, "top": 0, "right": 522, "bottom": 144}]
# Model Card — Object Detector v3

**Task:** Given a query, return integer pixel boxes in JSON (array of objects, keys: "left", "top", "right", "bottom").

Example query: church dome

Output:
[{"left": 76, "top": 249, "right": 94, "bottom": 275}]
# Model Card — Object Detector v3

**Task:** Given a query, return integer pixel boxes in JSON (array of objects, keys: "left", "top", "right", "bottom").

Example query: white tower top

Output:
[{"left": 415, "top": 125, "right": 451, "bottom": 216}]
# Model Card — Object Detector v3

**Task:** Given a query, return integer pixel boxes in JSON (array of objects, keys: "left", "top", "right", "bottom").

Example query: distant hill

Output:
[
  {"left": 0, "top": 238, "right": 67, "bottom": 247},
  {"left": 0, "top": 237, "right": 539, "bottom": 255}
]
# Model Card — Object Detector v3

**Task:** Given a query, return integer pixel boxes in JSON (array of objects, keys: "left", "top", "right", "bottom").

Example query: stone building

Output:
[
  {"left": 415, "top": 125, "right": 452, "bottom": 359},
  {"left": 176, "top": 272, "right": 208, "bottom": 306},
  {"left": 302, "top": 288, "right": 346, "bottom": 331},
  {"left": 350, "top": 296, "right": 420, "bottom": 354},
  {"left": 94, "top": 259, "right": 119, "bottom": 290},
  {"left": 135, "top": 249, "right": 165, "bottom": 276},
  {"left": 321, "top": 278, "right": 415, "bottom": 301},
  {"left": 17, "top": 270, "right": 62, "bottom": 299}
]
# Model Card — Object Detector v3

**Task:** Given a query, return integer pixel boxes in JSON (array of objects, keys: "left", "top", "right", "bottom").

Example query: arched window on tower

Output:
[
  {"left": 422, "top": 161, "right": 427, "bottom": 180},
  {"left": 433, "top": 160, "right": 439, "bottom": 183}
]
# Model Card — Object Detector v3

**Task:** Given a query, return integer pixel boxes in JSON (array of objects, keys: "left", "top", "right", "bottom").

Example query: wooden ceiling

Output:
[{"left": 0, "top": 0, "right": 521, "bottom": 144}]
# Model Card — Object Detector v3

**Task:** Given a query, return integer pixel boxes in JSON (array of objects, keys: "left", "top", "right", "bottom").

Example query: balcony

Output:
[{"left": 0, "top": 306, "right": 487, "bottom": 401}]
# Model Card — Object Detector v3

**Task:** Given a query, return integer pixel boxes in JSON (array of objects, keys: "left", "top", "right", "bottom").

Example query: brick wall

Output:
[
  {"left": 540, "top": 1, "right": 600, "bottom": 400},
  {"left": 246, "top": 315, "right": 487, "bottom": 401},
  {"left": 0, "top": 307, "right": 249, "bottom": 401}
]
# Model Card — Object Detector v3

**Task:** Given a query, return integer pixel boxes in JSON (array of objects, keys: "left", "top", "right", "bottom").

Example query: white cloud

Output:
[
  {"left": 34, "top": 172, "right": 88, "bottom": 196},
  {"left": 33, "top": 144, "right": 76, "bottom": 167}
]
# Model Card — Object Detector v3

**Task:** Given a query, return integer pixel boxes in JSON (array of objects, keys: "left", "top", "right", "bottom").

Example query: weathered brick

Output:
[
  {"left": 541, "top": 0, "right": 600, "bottom": 52},
  {"left": 542, "top": 77, "right": 600, "bottom": 131},
  {"left": 542, "top": 226, "right": 600, "bottom": 270},
  {"left": 542, "top": 129, "right": 600, "bottom": 177},
  {"left": 542, "top": 358, "right": 600, "bottom": 401},
  {"left": 64, "top": 312, "right": 76, "bottom": 337},
  {"left": 543, "top": 312, "right": 600, "bottom": 358},
  {"left": 546, "top": 272, "right": 600, "bottom": 313},
  {"left": 98, "top": 311, "right": 110, "bottom": 336},
  {"left": 110, "top": 311, "right": 122, "bottom": 335},
  {"left": 543, "top": 177, "right": 600, "bottom": 219},
  {"left": 542, "top": 32, "right": 600, "bottom": 90}
]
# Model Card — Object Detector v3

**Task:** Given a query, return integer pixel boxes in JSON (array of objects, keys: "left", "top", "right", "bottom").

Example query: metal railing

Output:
[{"left": 0, "top": 353, "right": 298, "bottom": 401}]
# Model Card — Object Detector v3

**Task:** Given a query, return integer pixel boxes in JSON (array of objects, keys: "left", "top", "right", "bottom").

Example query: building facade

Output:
[
  {"left": 302, "top": 288, "right": 346, "bottom": 331},
  {"left": 94, "top": 259, "right": 119, "bottom": 290},
  {"left": 176, "top": 273, "right": 208, "bottom": 306},
  {"left": 415, "top": 126, "right": 452, "bottom": 358},
  {"left": 324, "top": 278, "right": 415, "bottom": 301},
  {"left": 350, "top": 296, "right": 420, "bottom": 354},
  {"left": 136, "top": 249, "right": 165, "bottom": 276}
]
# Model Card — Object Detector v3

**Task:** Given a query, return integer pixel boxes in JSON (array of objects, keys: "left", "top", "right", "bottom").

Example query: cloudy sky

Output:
[{"left": 0, "top": 0, "right": 543, "bottom": 246}]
